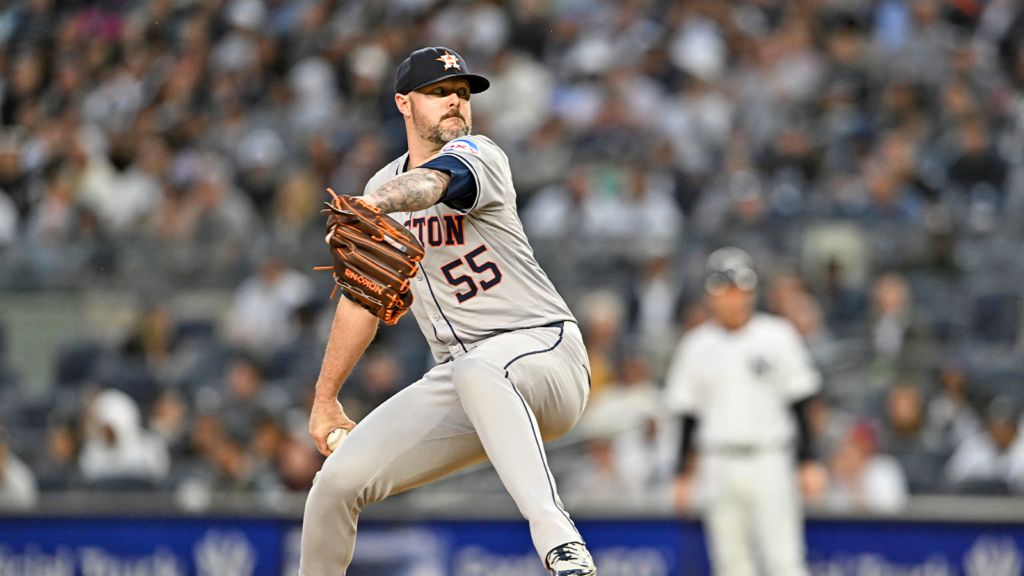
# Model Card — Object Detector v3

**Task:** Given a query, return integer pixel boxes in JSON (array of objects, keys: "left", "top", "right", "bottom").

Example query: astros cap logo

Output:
[{"left": 436, "top": 51, "right": 461, "bottom": 71}]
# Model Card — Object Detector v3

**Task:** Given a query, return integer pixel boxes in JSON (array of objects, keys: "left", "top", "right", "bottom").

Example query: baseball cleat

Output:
[{"left": 545, "top": 542, "right": 597, "bottom": 575}]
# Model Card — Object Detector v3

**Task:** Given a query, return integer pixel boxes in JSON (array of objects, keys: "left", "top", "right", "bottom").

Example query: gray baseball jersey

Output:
[
  {"left": 300, "top": 134, "right": 590, "bottom": 575},
  {"left": 363, "top": 134, "right": 576, "bottom": 361}
]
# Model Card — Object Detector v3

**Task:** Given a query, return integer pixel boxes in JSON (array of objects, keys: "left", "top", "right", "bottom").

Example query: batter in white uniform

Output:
[
  {"left": 299, "top": 47, "right": 597, "bottom": 576},
  {"left": 666, "top": 248, "right": 824, "bottom": 576}
]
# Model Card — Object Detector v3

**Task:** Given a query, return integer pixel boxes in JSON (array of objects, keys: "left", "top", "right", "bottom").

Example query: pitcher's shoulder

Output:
[{"left": 364, "top": 154, "right": 409, "bottom": 195}]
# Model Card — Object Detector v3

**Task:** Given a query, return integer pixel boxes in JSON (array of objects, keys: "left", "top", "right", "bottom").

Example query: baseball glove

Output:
[{"left": 315, "top": 189, "right": 425, "bottom": 325}]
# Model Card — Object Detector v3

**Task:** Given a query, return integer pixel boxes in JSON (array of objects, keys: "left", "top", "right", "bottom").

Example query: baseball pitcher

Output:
[{"left": 298, "top": 47, "right": 597, "bottom": 576}]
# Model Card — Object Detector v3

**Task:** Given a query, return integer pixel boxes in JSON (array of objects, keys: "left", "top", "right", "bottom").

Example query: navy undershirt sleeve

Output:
[
  {"left": 421, "top": 154, "right": 477, "bottom": 211},
  {"left": 676, "top": 414, "right": 699, "bottom": 473},
  {"left": 790, "top": 395, "right": 816, "bottom": 463}
]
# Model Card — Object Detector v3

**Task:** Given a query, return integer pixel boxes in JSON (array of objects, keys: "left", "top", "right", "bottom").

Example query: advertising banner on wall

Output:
[
  {"left": 0, "top": 517, "right": 284, "bottom": 576},
  {"left": 304, "top": 519, "right": 698, "bottom": 576},
  {"left": 342, "top": 520, "right": 1024, "bottom": 576},
  {"left": 0, "top": 516, "right": 1022, "bottom": 576},
  {"left": 806, "top": 520, "right": 1024, "bottom": 576}
]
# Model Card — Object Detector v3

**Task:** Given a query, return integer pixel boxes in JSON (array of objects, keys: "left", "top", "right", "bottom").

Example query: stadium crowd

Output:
[{"left": 1, "top": 0, "right": 1024, "bottom": 513}]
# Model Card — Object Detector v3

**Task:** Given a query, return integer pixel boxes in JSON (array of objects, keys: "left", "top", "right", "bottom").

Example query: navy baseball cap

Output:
[{"left": 395, "top": 47, "right": 490, "bottom": 95}]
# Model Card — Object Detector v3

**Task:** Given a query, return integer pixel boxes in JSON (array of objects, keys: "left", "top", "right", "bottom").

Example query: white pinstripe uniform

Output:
[
  {"left": 299, "top": 134, "right": 592, "bottom": 575},
  {"left": 666, "top": 313, "right": 820, "bottom": 576}
]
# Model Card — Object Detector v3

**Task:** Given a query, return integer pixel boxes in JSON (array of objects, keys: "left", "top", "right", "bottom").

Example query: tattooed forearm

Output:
[{"left": 364, "top": 168, "right": 450, "bottom": 213}]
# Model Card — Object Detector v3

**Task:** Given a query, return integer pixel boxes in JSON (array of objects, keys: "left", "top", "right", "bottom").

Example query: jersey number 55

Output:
[{"left": 441, "top": 245, "right": 503, "bottom": 303}]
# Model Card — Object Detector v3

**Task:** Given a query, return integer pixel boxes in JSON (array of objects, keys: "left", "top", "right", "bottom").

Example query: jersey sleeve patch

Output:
[{"left": 441, "top": 138, "right": 480, "bottom": 156}]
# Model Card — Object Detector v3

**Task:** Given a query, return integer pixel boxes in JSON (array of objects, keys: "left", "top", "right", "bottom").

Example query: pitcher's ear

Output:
[{"left": 395, "top": 93, "right": 412, "bottom": 118}]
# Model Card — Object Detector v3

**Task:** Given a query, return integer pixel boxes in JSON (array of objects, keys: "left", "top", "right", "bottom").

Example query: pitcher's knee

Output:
[{"left": 310, "top": 451, "right": 374, "bottom": 509}]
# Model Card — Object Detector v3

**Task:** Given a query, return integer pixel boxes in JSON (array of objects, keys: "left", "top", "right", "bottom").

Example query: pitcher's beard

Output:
[
  {"left": 427, "top": 123, "right": 469, "bottom": 144},
  {"left": 413, "top": 106, "right": 471, "bottom": 145}
]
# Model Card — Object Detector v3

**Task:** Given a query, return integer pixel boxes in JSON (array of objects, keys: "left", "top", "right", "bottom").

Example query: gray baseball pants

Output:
[{"left": 298, "top": 321, "right": 590, "bottom": 575}]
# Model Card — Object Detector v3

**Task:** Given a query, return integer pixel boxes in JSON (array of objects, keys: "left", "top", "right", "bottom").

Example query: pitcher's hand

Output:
[{"left": 309, "top": 398, "right": 356, "bottom": 457}]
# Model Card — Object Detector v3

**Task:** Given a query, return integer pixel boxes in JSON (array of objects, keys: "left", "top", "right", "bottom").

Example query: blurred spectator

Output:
[
  {"left": 204, "top": 433, "right": 281, "bottom": 494},
  {"left": 886, "top": 0, "right": 957, "bottom": 88},
  {"left": 522, "top": 163, "right": 590, "bottom": 292},
  {"left": 268, "top": 299, "right": 327, "bottom": 388},
  {"left": 818, "top": 256, "right": 869, "bottom": 332},
  {"left": 235, "top": 127, "right": 288, "bottom": 217},
  {"left": 776, "top": 288, "right": 839, "bottom": 368},
  {"left": 626, "top": 254, "right": 683, "bottom": 359},
  {"left": 577, "top": 290, "right": 626, "bottom": 397},
  {"left": 691, "top": 167, "right": 773, "bottom": 240},
  {"left": 509, "top": 117, "right": 573, "bottom": 199},
  {"left": 946, "top": 396, "right": 1024, "bottom": 494},
  {"left": 766, "top": 271, "right": 810, "bottom": 320},
  {"left": 806, "top": 395, "right": 856, "bottom": 464},
  {"left": 948, "top": 117, "right": 1008, "bottom": 234},
  {"left": 809, "top": 210, "right": 877, "bottom": 285},
  {"left": 575, "top": 353, "right": 674, "bottom": 504},
  {"left": 35, "top": 417, "right": 81, "bottom": 492},
  {"left": 880, "top": 381, "right": 945, "bottom": 493},
  {"left": 143, "top": 157, "right": 257, "bottom": 285},
  {"left": 76, "top": 129, "right": 161, "bottom": 234},
  {"left": 868, "top": 273, "right": 926, "bottom": 369},
  {"left": 216, "top": 355, "right": 289, "bottom": 440},
  {"left": 826, "top": 421, "right": 909, "bottom": 513},
  {"left": 0, "top": 426, "right": 38, "bottom": 510},
  {"left": 609, "top": 164, "right": 684, "bottom": 263},
  {"left": 176, "top": 420, "right": 284, "bottom": 509},
  {"left": 947, "top": 116, "right": 1008, "bottom": 196},
  {"left": 79, "top": 388, "right": 170, "bottom": 486},
  {"left": 925, "top": 362, "right": 982, "bottom": 456},
  {"left": 562, "top": 437, "right": 627, "bottom": 508},
  {"left": 345, "top": 350, "right": 404, "bottom": 422},
  {"left": 268, "top": 169, "right": 322, "bottom": 260},
  {"left": 224, "top": 256, "right": 313, "bottom": 357},
  {"left": 860, "top": 157, "right": 925, "bottom": 223},
  {"left": 333, "top": 133, "right": 389, "bottom": 201},
  {"left": 275, "top": 434, "right": 320, "bottom": 493},
  {"left": 23, "top": 167, "right": 82, "bottom": 281},
  {"left": 473, "top": 48, "right": 554, "bottom": 144},
  {"left": 184, "top": 411, "right": 225, "bottom": 467},
  {"left": 121, "top": 304, "right": 178, "bottom": 379},
  {"left": 149, "top": 389, "right": 191, "bottom": 459},
  {"left": 251, "top": 416, "right": 286, "bottom": 473},
  {"left": 662, "top": 67, "right": 733, "bottom": 177}
]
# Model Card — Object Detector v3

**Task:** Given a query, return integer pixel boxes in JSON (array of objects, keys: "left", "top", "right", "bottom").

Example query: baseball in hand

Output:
[{"left": 326, "top": 428, "right": 349, "bottom": 451}]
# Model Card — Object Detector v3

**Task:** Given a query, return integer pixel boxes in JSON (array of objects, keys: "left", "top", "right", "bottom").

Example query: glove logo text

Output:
[{"left": 344, "top": 268, "right": 385, "bottom": 295}]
